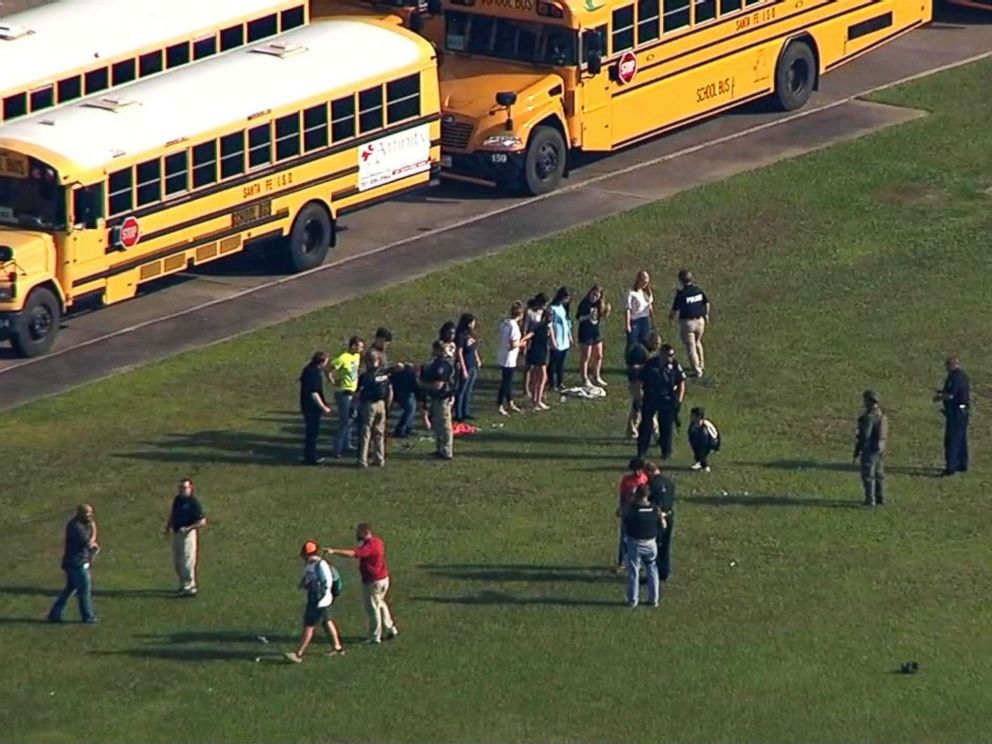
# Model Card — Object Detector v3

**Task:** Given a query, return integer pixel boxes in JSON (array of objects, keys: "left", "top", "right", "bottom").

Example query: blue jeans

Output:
[
  {"left": 625, "top": 538, "right": 659, "bottom": 607},
  {"left": 455, "top": 367, "right": 477, "bottom": 421},
  {"left": 627, "top": 317, "right": 651, "bottom": 352},
  {"left": 48, "top": 564, "right": 95, "bottom": 621},
  {"left": 393, "top": 392, "right": 416, "bottom": 437},
  {"left": 334, "top": 391, "right": 355, "bottom": 455}
]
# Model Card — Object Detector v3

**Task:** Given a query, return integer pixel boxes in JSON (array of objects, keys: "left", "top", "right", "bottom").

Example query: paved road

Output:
[{"left": 1, "top": 10, "right": 990, "bottom": 410}]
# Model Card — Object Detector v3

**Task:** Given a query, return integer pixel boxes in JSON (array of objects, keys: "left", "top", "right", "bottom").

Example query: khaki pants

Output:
[
  {"left": 680, "top": 318, "right": 706, "bottom": 374},
  {"left": 626, "top": 380, "right": 643, "bottom": 438},
  {"left": 363, "top": 577, "right": 397, "bottom": 642},
  {"left": 358, "top": 399, "right": 387, "bottom": 466},
  {"left": 430, "top": 397, "right": 453, "bottom": 458},
  {"left": 171, "top": 529, "right": 198, "bottom": 592}
]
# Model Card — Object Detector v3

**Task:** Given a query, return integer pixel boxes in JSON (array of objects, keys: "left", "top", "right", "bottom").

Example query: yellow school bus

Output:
[
  {"left": 0, "top": 0, "right": 309, "bottom": 125},
  {"left": 0, "top": 19, "right": 440, "bottom": 356},
  {"left": 337, "top": 0, "right": 929, "bottom": 194}
]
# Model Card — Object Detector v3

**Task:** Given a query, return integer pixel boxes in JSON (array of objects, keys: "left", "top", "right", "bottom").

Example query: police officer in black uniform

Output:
[
  {"left": 637, "top": 338, "right": 686, "bottom": 461},
  {"left": 298, "top": 351, "right": 332, "bottom": 465},
  {"left": 645, "top": 461, "right": 676, "bottom": 582},
  {"left": 420, "top": 340, "right": 456, "bottom": 460},
  {"left": 933, "top": 355, "right": 970, "bottom": 476}
]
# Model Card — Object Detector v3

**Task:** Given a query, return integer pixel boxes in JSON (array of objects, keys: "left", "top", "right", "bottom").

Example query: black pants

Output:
[
  {"left": 638, "top": 400, "right": 676, "bottom": 459},
  {"left": 944, "top": 409, "right": 969, "bottom": 473},
  {"left": 302, "top": 406, "right": 322, "bottom": 463},
  {"left": 657, "top": 511, "right": 675, "bottom": 581},
  {"left": 497, "top": 366, "right": 515, "bottom": 406},
  {"left": 691, "top": 440, "right": 713, "bottom": 467},
  {"left": 548, "top": 349, "right": 568, "bottom": 390}
]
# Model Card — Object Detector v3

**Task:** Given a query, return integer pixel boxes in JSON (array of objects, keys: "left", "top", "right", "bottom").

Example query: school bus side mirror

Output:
[
  {"left": 583, "top": 30, "right": 603, "bottom": 74},
  {"left": 495, "top": 91, "right": 517, "bottom": 107},
  {"left": 426, "top": 0, "right": 442, "bottom": 13},
  {"left": 410, "top": 10, "right": 424, "bottom": 31},
  {"left": 587, "top": 52, "right": 602, "bottom": 75},
  {"left": 0, "top": 246, "right": 13, "bottom": 262}
]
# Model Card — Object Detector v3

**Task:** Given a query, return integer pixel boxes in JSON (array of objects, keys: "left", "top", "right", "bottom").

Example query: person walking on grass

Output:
[
  {"left": 625, "top": 335, "right": 651, "bottom": 439},
  {"left": 299, "top": 351, "right": 333, "bottom": 465},
  {"left": 854, "top": 390, "right": 888, "bottom": 507},
  {"left": 325, "top": 523, "right": 398, "bottom": 645},
  {"left": 284, "top": 541, "right": 344, "bottom": 663},
  {"left": 548, "top": 287, "right": 573, "bottom": 392},
  {"left": 669, "top": 269, "right": 710, "bottom": 378},
  {"left": 625, "top": 270, "right": 654, "bottom": 353},
  {"left": 526, "top": 307, "right": 552, "bottom": 410},
  {"left": 688, "top": 407, "right": 720, "bottom": 472},
  {"left": 577, "top": 283, "right": 611, "bottom": 388},
  {"left": 496, "top": 301, "right": 533, "bottom": 416},
  {"left": 330, "top": 337, "right": 364, "bottom": 458},
  {"left": 637, "top": 340, "right": 686, "bottom": 461},
  {"left": 454, "top": 314, "right": 481, "bottom": 423},
  {"left": 354, "top": 351, "right": 392, "bottom": 468},
  {"left": 622, "top": 485, "right": 665, "bottom": 609},
  {"left": 614, "top": 458, "right": 647, "bottom": 573},
  {"left": 522, "top": 294, "right": 548, "bottom": 399},
  {"left": 164, "top": 478, "right": 206, "bottom": 597},
  {"left": 47, "top": 504, "right": 99, "bottom": 624},
  {"left": 645, "top": 462, "right": 676, "bottom": 582}
]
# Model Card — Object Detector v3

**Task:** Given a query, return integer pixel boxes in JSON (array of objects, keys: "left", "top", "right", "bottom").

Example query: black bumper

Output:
[
  {"left": 0, "top": 311, "right": 19, "bottom": 340},
  {"left": 443, "top": 151, "right": 526, "bottom": 189}
]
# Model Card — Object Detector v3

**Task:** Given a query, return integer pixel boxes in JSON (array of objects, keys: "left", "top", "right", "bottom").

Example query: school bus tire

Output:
[
  {"left": 773, "top": 40, "right": 816, "bottom": 111},
  {"left": 522, "top": 126, "right": 566, "bottom": 196},
  {"left": 11, "top": 286, "right": 61, "bottom": 357},
  {"left": 286, "top": 202, "right": 333, "bottom": 272}
]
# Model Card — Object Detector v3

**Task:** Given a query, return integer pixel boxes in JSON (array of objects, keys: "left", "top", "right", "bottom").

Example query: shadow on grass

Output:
[
  {"left": 0, "top": 585, "right": 176, "bottom": 599},
  {"left": 0, "top": 617, "right": 53, "bottom": 625},
  {"left": 420, "top": 563, "right": 618, "bottom": 584},
  {"left": 413, "top": 591, "right": 624, "bottom": 607},
  {"left": 734, "top": 459, "right": 940, "bottom": 477},
  {"left": 93, "top": 648, "right": 261, "bottom": 662},
  {"left": 684, "top": 492, "right": 858, "bottom": 509}
]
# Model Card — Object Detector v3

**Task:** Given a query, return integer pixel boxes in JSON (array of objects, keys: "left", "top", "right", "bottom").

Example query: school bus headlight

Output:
[
  {"left": 482, "top": 134, "right": 524, "bottom": 150},
  {"left": 0, "top": 276, "right": 15, "bottom": 301}
]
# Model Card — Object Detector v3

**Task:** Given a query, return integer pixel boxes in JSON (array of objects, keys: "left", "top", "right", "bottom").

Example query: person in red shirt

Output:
[
  {"left": 325, "top": 523, "right": 398, "bottom": 644},
  {"left": 615, "top": 458, "right": 647, "bottom": 573}
]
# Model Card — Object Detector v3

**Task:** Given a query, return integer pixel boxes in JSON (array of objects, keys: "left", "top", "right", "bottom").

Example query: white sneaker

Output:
[
  {"left": 283, "top": 652, "right": 303, "bottom": 664},
  {"left": 690, "top": 462, "right": 703, "bottom": 471},
  {"left": 537, "top": 401, "right": 550, "bottom": 411},
  {"left": 498, "top": 406, "right": 510, "bottom": 417},
  {"left": 594, "top": 377, "right": 608, "bottom": 387},
  {"left": 703, "top": 466, "right": 711, "bottom": 473},
  {"left": 508, "top": 402, "right": 523, "bottom": 413}
]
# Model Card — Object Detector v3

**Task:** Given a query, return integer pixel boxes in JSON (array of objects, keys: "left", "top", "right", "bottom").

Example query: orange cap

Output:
[{"left": 300, "top": 540, "right": 319, "bottom": 557}]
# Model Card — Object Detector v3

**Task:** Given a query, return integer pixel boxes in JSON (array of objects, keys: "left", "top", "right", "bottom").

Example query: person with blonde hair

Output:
[{"left": 625, "top": 270, "right": 654, "bottom": 353}]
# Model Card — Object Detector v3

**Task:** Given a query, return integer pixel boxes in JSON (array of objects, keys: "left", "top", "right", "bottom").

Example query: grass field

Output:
[{"left": 3, "top": 61, "right": 992, "bottom": 743}]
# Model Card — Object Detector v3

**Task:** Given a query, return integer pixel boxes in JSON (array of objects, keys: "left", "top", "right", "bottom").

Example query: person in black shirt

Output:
[
  {"left": 164, "top": 478, "right": 206, "bottom": 596},
  {"left": 645, "top": 462, "right": 676, "bottom": 582},
  {"left": 525, "top": 308, "right": 551, "bottom": 410},
  {"left": 577, "top": 283, "right": 611, "bottom": 388},
  {"left": 625, "top": 338, "right": 651, "bottom": 439},
  {"left": 47, "top": 504, "right": 99, "bottom": 623},
  {"left": 621, "top": 485, "right": 664, "bottom": 608},
  {"left": 637, "top": 340, "right": 686, "bottom": 461},
  {"left": 933, "top": 355, "right": 970, "bottom": 475},
  {"left": 668, "top": 269, "right": 710, "bottom": 378},
  {"left": 390, "top": 362, "right": 420, "bottom": 438},
  {"left": 354, "top": 351, "right": 392, "bottom": 468},
  {"left": 299, "top": 351, "right": 332, "bottom": 465},
  {"left": 421, "top": 340, "right": 456, "bottom": 460}
]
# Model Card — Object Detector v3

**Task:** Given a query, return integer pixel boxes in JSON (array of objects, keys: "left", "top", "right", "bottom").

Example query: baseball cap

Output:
[{"left": 300, "top": 540, "right": 319, "bottom": 557}]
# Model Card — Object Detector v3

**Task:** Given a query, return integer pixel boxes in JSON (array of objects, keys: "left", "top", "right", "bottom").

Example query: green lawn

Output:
[{"left": 3, "top": 61, "right": 992, "bottom": 744}]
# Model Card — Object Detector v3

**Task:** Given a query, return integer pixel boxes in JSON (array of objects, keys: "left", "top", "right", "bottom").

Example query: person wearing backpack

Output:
[
  {"left": 284, "top": 541, "right": 344, "bottom": 663},
  {"left": 688, "top": 407, "right": 720, "bottom": 472}
]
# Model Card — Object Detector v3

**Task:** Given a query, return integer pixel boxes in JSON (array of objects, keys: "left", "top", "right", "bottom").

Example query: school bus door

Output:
[
  {"left": 65, "top": 182, "right": 110, "bottom": 298},
  {"left": 578, "top": 27, "right": 611, "bottom": 151}
]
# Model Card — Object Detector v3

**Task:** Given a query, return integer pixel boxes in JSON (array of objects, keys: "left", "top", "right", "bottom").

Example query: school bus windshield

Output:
[
  {"left": 0, "top": 160, "right": 66, "bottom": 231},
  {"left": 445, "top": 11, "right": 577, "bottom": 66}
]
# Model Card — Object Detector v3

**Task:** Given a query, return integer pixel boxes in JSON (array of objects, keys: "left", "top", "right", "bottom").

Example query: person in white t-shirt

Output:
[
  {"left": 285, "top": 540, "right": 344, "bottom": 663},
  {"left": 496, "top": 301, "right": 533, "bottom": 416},
  {"left": 625, "top": 270, "right": 654, "bottom": 352}
]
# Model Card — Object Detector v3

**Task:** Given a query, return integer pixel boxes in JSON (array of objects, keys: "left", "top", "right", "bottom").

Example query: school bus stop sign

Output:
[
  {"left": 617, "top": 51, "right": 637, "bottom": 85},
  {"left": 119, "top": 216, "right": 140, "bottom": 248}
]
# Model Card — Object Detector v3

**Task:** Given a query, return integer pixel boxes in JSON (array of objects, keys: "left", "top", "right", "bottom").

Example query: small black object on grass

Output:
[{"left": 900, "top": 661, "right": 920, "bottom": 674}]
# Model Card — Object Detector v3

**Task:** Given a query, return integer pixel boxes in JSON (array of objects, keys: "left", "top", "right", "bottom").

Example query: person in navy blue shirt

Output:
[
  {"left": 934, "top": 355, "right": 970, "bottom": 475},
  {"left": 47, "top": 504, "right": 99, "bottom": 623},
  {"left": 454, "top": 314, "right": 481, "bottom": 422}
]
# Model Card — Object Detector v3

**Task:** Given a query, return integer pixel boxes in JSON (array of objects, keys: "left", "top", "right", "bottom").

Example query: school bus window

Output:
[
  {"left": 386, "top": 75, "right": 420, "bottom": 123},
  {"left": 220, "top": 132, "right": 245, "bottom": 178},
  {"left": 281, "top": 5, "right": 306, "bottom": 31},
  {"left": 445, "top": 12, "right": 470, "bottom": 52},
  {"left": 303, "top": 104, "right": 329, "bottom": 151},
  {"left": 136, "top": 159, "right": 162, "bottom": 206},
  {"left": 108, "top": 169, "right": 133, "bottom": 216},
  {"left": 719, "top": 0, "right": 742, "bottom": 15},
  {"left": 164, "top": 152, "right": 189, "bottom": 195},
  {"left": 166, "top": 42, "right": 191, "bottom": 69},
  {"left": 542, "top": 31, "right": 576, "bottom": 66},
  {"left": 275, "top": 113, "right": 301, "bottom": 161},
  {"left": 193, "top": 35, "right": 218, "bottom": 60},
  {"left": 637, "top": 0, "right": 660, "bottom": 43},
  {"left": 73, "top": 184, "right": 103, "bottom": 229},
  {"left": 663, "top": 0, "right": 691, "bottom": 32},
  {"left": 744, "top": 0, "right": 763, "bottom": 5},
  {"left": 467, "top": 15, "right": 496, "bottom": 54},
  {"left": 248, "top": 124, "right": 272, "bottom": 169},
  {"left": 30, "top": 86, "right": 54, "bottom": 113},
  {"left": 3, "top": 93, "right": 27, "bottom": 121},
  {"left": 695, "top": 0, "right": 716, "bottom": 24},
  {"left": 112, "top": 59, "right": 137, "bottom": 86},
  {"left": 247, "top": 14, "right": 278, "bottom": 42},
  {"left": 139, "top": 50, "right": 164, "bottom": 77},
  {"left": 192, "top": 141, "right": 218, "bottom": 188},
  {"left": 359, "top": 87, "right": 383, "bottom": 133},
  {"left": 57, "top": 76, "right": 82, "bottom": 104},
  {"left": 221, "top": 24, "right": 245, "bottom": 51},
  {"left": 0, "top": 164, "right": 65, "bottom": 228},
  {"left": 612, "top": 6, "right": 634, "bottom": 51},
  {"left": 85, "top": 67, "right": 109, "bottom": 95},
  {"left": 331, "top": 96, "right": 356, "bottom": 141}
]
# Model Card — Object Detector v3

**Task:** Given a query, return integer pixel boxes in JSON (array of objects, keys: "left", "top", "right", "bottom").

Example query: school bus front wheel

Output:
[
  {"left": 7, "top": 285, "right": 61, "bottom": 358},
  {"left": 522, "top": 126, "right": 567, "bottom": 196},
  {"left": 285, "top": 202, "right": 335, "bottom": 273}
]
